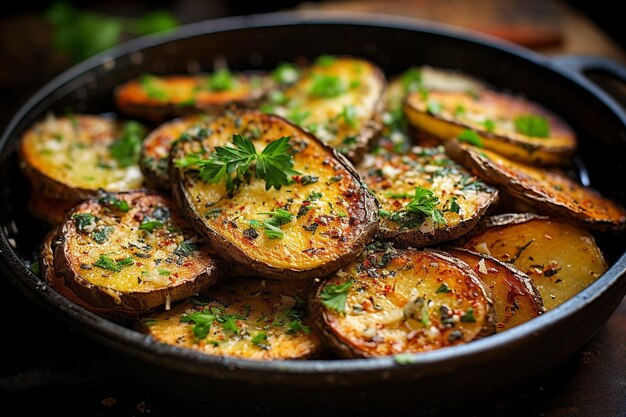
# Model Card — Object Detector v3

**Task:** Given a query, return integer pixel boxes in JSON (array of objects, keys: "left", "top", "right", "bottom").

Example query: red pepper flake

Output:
[{"left": 292, "top": 175, "right": 302, "bottom": 184}]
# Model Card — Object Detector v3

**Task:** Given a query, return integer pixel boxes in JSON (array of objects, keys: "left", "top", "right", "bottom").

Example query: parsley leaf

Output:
[
  {"left": 206, "top": 68, "right": 236, "bottom": 91},
  {"left": 272, "top": 62, "right": 299, "bottom": 84},
  {"left": 436, "top": 283, "right": 452, "bottom": 294},
  {"left": 73, "top": 213, "right": 96, "bottom": 232},
  {"left": 98, "top": 193, "right": 130, "bottom": 212},
  {"left": 320, "top": 280, "right": 353, "bottom": 314},
  {"left": 174, "top": 241, "right": 199, "bottom": 257},
  {"left": 251, "top": 331, "right": 269, "bottom": 348},
  {"left": 181, "top": 312, "right": 215, "bottom": 339},
  {"left": 460, "top": 307, "right": 477, "bottom": 323},
  {"left": 309, "top": 75, "right": 346, "bottom": 98},
  {"left": 337, "top": 104, "right": 357, "bottom": 127},
  {"left": 175, "top": 134, "right": 300, "bottom": 193},
  {"left": 92, "top": 226, "right": 115, "bottom": 244},
  {"left": 427, "top": 101, "right": 443, "bottom": 115},
  {"left": 513, "top": 114, "right": 550, "bottom": 138},
  {"left": 405, "top": 186, "right": 445, "bottom": 224},
  {"left": 255, "top": 209, "right": 293, "bottom": 239},
  {"left": 401, "top": 67, "right": 422, "bottom": 92},
  {"left": 140, "top": 75, "right": 168, "bottom": 100},
  {"left": 483, "top": 118, "right": 496, "bottom": 133},
  {"left": 457, "top": 129, "right": 483, "bottom": 147},
  {"left": 300, "top": 175, "right": 318, "bottom": 185},
  {"left": 93, "top": 255, "right": 133, "bottom": 272},
  {"left": 139, "top": 219, "right": 165, "bottom": 233},
  {"left": 315, "top": 55, "right": 337, "bottom": 67},
  {"left": 109, "top": 121, "right": 146, "bottom": 168}
]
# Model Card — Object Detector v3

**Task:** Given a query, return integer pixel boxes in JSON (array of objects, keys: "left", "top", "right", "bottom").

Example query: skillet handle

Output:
[{"left": 549, "top": 55, "right": 626, "bottom": 84}]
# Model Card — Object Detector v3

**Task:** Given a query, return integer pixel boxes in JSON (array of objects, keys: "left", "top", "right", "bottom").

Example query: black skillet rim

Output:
[{"left": 1, "top": 10, "right": 625, "bottom": 383}]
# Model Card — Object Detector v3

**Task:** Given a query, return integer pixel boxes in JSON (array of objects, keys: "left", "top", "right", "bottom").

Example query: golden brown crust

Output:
[
  {"left": 445, "top": 141, "right": 626, "bottom": 232},
  {"left": 443, "top": 247, "right": 544, "bottom": 332},
  {"left": 309, "top": 245, "right": 495, "bottom": 358},
  {"left": 460, "top": 213, "right": 608, "bottom": 310},
  {"left": 171, "top": 109, "right": 379, "bottom": 280},
  {"left": 53, "top": 191, "right": 227, "bottom": 311},
  {"left": 139, "top": 278, "right": 323, "bottom": 360}
]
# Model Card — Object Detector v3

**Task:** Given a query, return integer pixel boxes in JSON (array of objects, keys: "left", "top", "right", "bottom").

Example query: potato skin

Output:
[
  {"left": 139, "top": 278, "right": 323, "bottom": 360},
  {"left": 443, "top": 247, "right": 544, "bottom": 332},
  {"left": 27, "top": 190, "right": 77, "bottom": 227},
  {"left": 171, "top": 109, "right": 379, "bottom": 280},
  {"left": 309, "top": 245, "right": 495, "bottom": 358},
  {"left": 53, "top": 191, "right": 228, "bottom": 311},
  {"left": 359, "top": 146, "right": 498, "bottom": 247},
  {"left": 19, "top": 114, "right": 145, "bottom": 202},
  {"left": 445, "top": 140, "right": 626, "bottom": 232},
  {"left": 405, "top": 89, "right": 577, "bottom": 166},
  {"left": 460, "top": 213, "right": 608, "bottom": 310}
]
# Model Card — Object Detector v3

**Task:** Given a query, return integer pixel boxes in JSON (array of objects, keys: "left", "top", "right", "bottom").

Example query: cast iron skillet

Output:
[{"left": 1, "top": 11, "right": 625, "bottom": 410}]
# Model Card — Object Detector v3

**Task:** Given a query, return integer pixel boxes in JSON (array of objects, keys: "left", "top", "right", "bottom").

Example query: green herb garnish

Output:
[
  {"left": 315, "top": 55, "right": 337, "bottom": 67},
  {"left": 251, "top": 331, "right": 269, "bottom": 348},
  {"left": 139, "top": 219, "right": 165, "bottom": 233},
  {"left": 272, "top": 62, "right": 299, "bottom": 84},
  {"left": 483, "top": 118, "right": 495, "bottom": 133},
  {"left": 73, "top": 213, "right": 96, "bottom": 232},
  {"left": 174, "top": 241, "right": 199, "bottom": 257},
  {"left": 457, "top": 129, "right": 483, "bottom": 147},
  {"left": 140, "top": 75, "right": 168, "bottom": 100},
  {"left": 405, "top": 186, "right": 445, "bottom": 224},
  {"left": 309, "top": 75, "right": 346, "bottom": 98},
  {"left": 427, "top": 101, "right": 443, "bottom": 115},
  {"left": 181, "top": 312, "right": 215, "bottom": 339},
  {"left": 300, "top": 175, "right": 319, "bottom": 185},
  {"left": 93, "top": 255, "right": 133, "bottom": 272},
  {"left": 98, "top": 194, "right": 130, "bottom": 212},
  {"left": 337, "top": 105, "right": 357, "bottom": 127},
  {"left": 92, "top": 226, "right": 115, "bottom": 244},
  {"left": 436, "top": 283, "right": 452, "bottom": 294},
  {"left": 320, "top": 280, "right": 354, "bottom": 314},
  {"left": 513, "top": 114, "right": 550, "bottom": 138},
  {"left": 460, "top": 307, "right": 476, "bottom": 323},
  {"left": 401, "top": 67, "right": 422, "bottom": 92},
  {"left": 109, "top": 121, "right": 146, "bottom": 168},
  {"left": 206, "top": 68, "right": 236, "bottom": 91},
  {"left": 175, "top": 134, "right": 300, "bottom": 194}
]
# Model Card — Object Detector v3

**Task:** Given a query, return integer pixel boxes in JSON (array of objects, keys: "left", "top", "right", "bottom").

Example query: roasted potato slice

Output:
[
  {"left": 461, "top": 213, "right": 608, "bottom": 310},
  {"left": 263, "top": 56, "right": 385, "bottom": 163},
  {"left": 171, "top": 110, "right": 378, "bottom": 280},
  {"left": 444, "top": 248, "right": 544, "bottom": 331},
  {"left": 40, "top": 230, "right": 142, "bottom": 321},
  {"left": 405, "top": 88, "right": 577, "bottom": 165},
  {"left": 53, "top": 191, "right": 227, "bottom": 311},
  {"left": 19, "top": 114, "right": 145, "bottom": 201},
  {"left": 27, "top": 190, "right": 76, "bottom": 226},
  {"left": 115, "top": 71, "right": 270, "bottom": 121},
  {"left": 309, "top": 244, "right": 495, "bottom": 358},
  {"left": 358, "top": 146, "right": 498, "bottom": 247},
  {"left": 141, "top": 114, "right": 211, "bottom": 189},
  {"left": 446, "top": 141, "right": 626, "bottom": 231},
  {"left": 140, "top": 278, "right": 322, "bottom": 360}
]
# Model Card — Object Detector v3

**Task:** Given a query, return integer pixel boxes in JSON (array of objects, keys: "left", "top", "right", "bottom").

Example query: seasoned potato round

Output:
[
  {"left": 140, "top": 278, "right": 322, "bottom": 360},
  {"left": 115, "top": 72, "right": 270, "bottom": 121},
  {"left": 405, "top": 89, "right": 576, "bottom": 165},
  {"left": 20, "top": 114, "right": 145, "bottom": 201},
  {"left": 264, "top": 56, "right": 385, "bottom": 162},
  {"left": 446, "top": 141, "right": 626, "bottom": 232},
  {"left": 359, "top": 146, "right": 498, "bottom": 247},
  {"left": 462, "top": 214, "right": 608, "bottom": 310},
  {"left": 310, "top": 244, "right": 495, "bottom": 358},
  {"left": 171, "top": 109, "right": 378, "bottom": 280},
  {"left": 444, "top": 247, "right": 544, "bottom": 331},
  {"left": 53, "top": 191, "right": 227, "bottom": 311}
]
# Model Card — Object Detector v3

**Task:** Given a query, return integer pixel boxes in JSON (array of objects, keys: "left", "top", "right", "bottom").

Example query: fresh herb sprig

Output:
[
  {"left": 406, "top": 186, "right": 445, "bottom": 224},
  {"left": 320, "top": 280, "right": 354, "bottom": 314},
  {"left": 175, "top": 134, "right": 300, "bottom": 194}
]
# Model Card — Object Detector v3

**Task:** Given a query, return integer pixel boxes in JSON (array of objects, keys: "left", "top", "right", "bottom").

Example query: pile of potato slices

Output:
[{"left": 20, "top": 55, "right": 625, "bottom": 360}]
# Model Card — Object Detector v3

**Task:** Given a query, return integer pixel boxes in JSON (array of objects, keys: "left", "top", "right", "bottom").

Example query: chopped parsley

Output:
[
  {"left": 158, "top": 269, "right": 171, "bottom": 276},
  {"left": 449, "top": 197, "right": 461, "bottom": 214},
  {"left": 306, "top": 191, "right": 323, "bottom": 202},
  {"left": 174, "top": 241, "right": 200, "bottom": 257},
  {"left": 73, "top": 213, "right": 96, "bottom": 232},
  {"left": 92, "top": 226, "right": 115, "bottom": 244},
  {"left": 436, "top": 283, "right": 452, "bottom": 294},
  {"left": 460, "top": 307, "right": 477, "bottom": 323},
  {"left": 206, "top": 68, "right": 236, "bottom": 91},
  {"left": 483, "top": 118, "right": 495, "bottom": 133},
  {"left": 180, "top": 312, "right": 215, "bottom": 339},
  {"left": 309, "top": 74, "right": 346, "bottom": 98},
  {"left": 427, "top": 101, "right": 443, "bottom": 115},
  {"left": 109, "top": 121, "right": 146, "bottom": 168},
  {"left": 287, "top": 108, "right": 311, "bottom": 125},
  {"left": 140, "top": 74, "right": 168, "bottom": 100},
  {"left": 300, "top": 175, "right": 319, "bottom": 185},
  {"left": 98, "top": 194, "right": 130, "bottom": 212},
  {"left": 457, "top": 129, "right": 483, "bottom": 147},
  {"left": 251, "top": 331, "right": 269, "bottom": 348},
  {"left": 320, "top": 280, "right": 353, "bottom": 314},
  {"left": 255, "top": 209, "right": 294, "bottom": 240},
  {"left": 337, "top": 104, "right": 357, "bottom": 127},
  {"left": 513, "top": 114, "right": 550, "bottom": 138},
  {"left": 139, "top": 219, "right": 165, "bottom": 233},
  {"left": 315, "top": 55, "right": 337, "bottom": 67},
  {"left": 272, "top": 62, "right": 299, "bottom": 84},
  {"left": 93, "top": 255, "right": 133, "bottom": 272},
  {"left": 405, "top": 186, "right": 445, "bottom": 224},
  {"left": 401, "top": 67, "right": 422, "bottom": 92}
]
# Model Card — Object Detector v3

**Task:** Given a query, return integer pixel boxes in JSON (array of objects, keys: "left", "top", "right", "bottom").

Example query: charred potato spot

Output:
[
  {"left": 446, "top": 141, "right": 626, "bottom": 231},
  {"left": 311, "top": 245, "right": 495, "bottom": 358},
  {"left": 172, "top": 110, "right": 378, "bottom": 279},
  {"left": 19, "top": 114, "right": 145, "bottom": 200},
  {"left": 444, "top": 248, "right": 544, "bottom": 331},
  {"left": 462, "top": 214, "right": 608, "bottom": 310},
  {"left": 115, "top": 73, "right": 270, "bottom": 121},
  {"left": 405, "top": 89, "right": 576, "bottom": 165},
  {"left": 141, "top": 278, "right": 322, "bottom": 359},
  {"left": 141, "top": 114, "right": 211, "bottom": 189},
  {"left": 358, "top": 146, "right": 498, "bottom": 247},
  {"left": 53, "top": 191, "right": 225, "bottom": 310},
  {"left": 265, "top": 56, "right": 385, "bottom": 162}
]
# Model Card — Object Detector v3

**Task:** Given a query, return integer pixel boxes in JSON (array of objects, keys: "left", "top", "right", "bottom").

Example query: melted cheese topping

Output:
[
  {"left": 462, "top": 218, "right": 607, "bottom": 310},
  {"left": 65, "top": 193, "right": 213, "bottom": 293},
  {"left": 322, "top": 247, "right": 492, "bottom": 356},
  {"left": 116, "top": 74, "right": 268, "bottom": 107},
  {"left": 359, "top": 146, "right": 497, "bottom": 234},
  {"left": 459, "top": 144, "right": 626, "bottom": 226},
  {"left": 275, "top": 57, "right": 384, "bottom": 153},
  {"left": 144, "top": 279, "right": 321, "bottom": 359},
  {"left": 20, "top": 115, "right": 144, "bottom": 191},
  {"left": 175, "top": 111, "right": 373, "bottom": 271},
  {"left": 445, "top": 249, "right": 543, "bottom": 331},
  {"left": 405, "top": 89, "right": 576, "bottom": 164}
]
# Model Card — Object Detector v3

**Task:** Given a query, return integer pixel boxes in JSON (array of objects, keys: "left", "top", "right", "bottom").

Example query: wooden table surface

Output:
[{"left": 1, "top": 1, "right": 625, "bottom": 416}]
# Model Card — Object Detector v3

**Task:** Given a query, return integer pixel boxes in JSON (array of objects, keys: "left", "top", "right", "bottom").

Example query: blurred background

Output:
[{"left": 1, "top": 0, "right": 624, "bottom": 131}]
